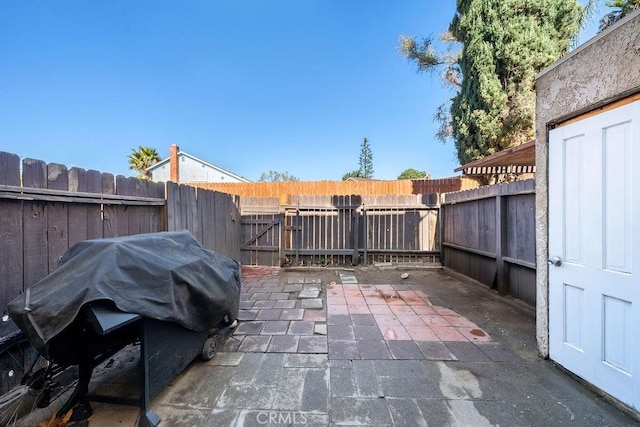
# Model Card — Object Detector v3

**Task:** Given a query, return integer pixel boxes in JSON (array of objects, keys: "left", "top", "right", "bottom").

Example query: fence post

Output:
[
  {"left": 352, "top": 206, "right": 360, "bottom": 265},
  {"left": 362, "top": 204, "right": 368, "bottom": 266},
  {"left": 278, "top": 212, "right": 285, "bottom": 267},
  {"left": 438, "top": 193, "right": 444, "bottom": 266},
  {"left": 295, "top": 204, "right": 300, "bottom": 266},
  {"left": 495, "top": 193, "right": 508, "bottom": 294}
]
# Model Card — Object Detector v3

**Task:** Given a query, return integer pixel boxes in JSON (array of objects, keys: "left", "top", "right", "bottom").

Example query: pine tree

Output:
[{"left": 358, "top": 137, "right": 374, "bottom": 179}]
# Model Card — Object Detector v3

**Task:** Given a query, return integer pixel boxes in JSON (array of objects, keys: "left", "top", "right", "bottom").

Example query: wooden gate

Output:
[
  {"left": 283, "top": 198, "right": 360, "bottom": 266},
  {"left": 240, "top": 195, "right": 440, "bottom": 267},
  {"left": 240, "top": 213, "right": 284, "bottom": 266}
]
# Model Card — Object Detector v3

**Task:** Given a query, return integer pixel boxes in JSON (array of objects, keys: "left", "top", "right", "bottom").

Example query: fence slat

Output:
[
  {"left": 68, "top": 167, "right": 89, "bottom": 248},
  {"left": 114, "top": 176, "right": 132, "bottom": 236},
  {"left": 102, "top": 172, "right": 117, "bottom": 237},
  {"left": 198, "top": 188, "right": 213, "bottom": 250},
  {"left": 22, "top": 159, "right": 48, "bottom": 289},
  {"left": 0, "top": 152, "right": 20, "bottom": 186},
  {"left": 86, "top": 170, "right": 104, "bottom": 239},
  {"left": 46, "top": 163, "right": 69, "bottom": 272},
  {"left": 0, "top": 199, "right": 23, "bottom": 305},
  {"left": 131, "top": 178, "right": 152, "bottom": 235},
  {"left": 214, "top": 192, "right": 227, "bottom": 254},
  {"left": 180, "top": 184, "right": 198, "bottom": 237}
]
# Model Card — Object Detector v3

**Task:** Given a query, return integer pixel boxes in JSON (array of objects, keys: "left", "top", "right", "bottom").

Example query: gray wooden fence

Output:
[
  {"left": 441, "top": 179, "right": 536, "bottom": 304},
  {"left": 0, "top": 151, "right": 241, "bottom": 313},
  {"left": 166, "top": 181, "right": 241, "bottom": 259},
  {"left": 239, "top": 194, "right": 440, "bottom": 267}
]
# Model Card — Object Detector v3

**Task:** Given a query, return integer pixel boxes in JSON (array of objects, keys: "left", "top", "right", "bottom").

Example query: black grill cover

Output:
[{"left": 7, "top": 231, "right": 241, "bottom": 357}]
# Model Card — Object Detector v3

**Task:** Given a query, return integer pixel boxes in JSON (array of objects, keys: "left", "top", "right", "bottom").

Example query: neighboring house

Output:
[{"left": 148, "top": 144, "right": 251, "bottom": 184}]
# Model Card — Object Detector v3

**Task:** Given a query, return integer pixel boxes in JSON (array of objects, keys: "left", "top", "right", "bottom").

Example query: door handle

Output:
[{"left": 547, "top": 256, "right": 562, "bottom": 267}]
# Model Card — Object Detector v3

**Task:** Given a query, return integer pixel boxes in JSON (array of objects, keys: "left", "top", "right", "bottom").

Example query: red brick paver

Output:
[{"left": 326, "top": 283, "right": 492, "bottom": 343}]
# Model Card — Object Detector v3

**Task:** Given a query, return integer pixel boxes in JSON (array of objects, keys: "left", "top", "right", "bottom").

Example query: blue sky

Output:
[{"left": 0, "top": 1, "right": 607, "bottom": 181}]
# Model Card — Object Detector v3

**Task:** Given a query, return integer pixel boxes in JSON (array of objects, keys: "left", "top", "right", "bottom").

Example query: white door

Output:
[{"left": 549, "top": 100, "right": 640, "bottom": 411}]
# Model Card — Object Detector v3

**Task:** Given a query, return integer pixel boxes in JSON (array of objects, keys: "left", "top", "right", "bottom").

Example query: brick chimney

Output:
[{"left": 169, "top": 144, "right": 179, "bottom": 183}]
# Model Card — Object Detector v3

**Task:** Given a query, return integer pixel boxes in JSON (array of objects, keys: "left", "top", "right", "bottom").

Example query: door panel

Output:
[
  {"left": 603, "top": 121, "right": 633, "bottom": 274},
  {"left": 602, "top": 295, "right": 632, "bottom": 374},
  {"left": 563, "top": 283, "right": 584, "bottom": 351},
  {"left": 562, "top": 134, "right": 584, "bottom": 265},
  {"left": 549, "top": 100, "right": 639, "bottom": 411}
]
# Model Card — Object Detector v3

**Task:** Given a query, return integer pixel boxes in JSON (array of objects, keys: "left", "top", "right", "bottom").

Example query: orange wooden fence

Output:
[{"left": 192, "top": 177, "right": 478, "bottom": 197}]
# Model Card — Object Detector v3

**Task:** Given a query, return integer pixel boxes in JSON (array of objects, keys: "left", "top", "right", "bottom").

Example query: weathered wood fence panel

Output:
[
  {"left": 441, "top": 179, "right": 536, "bottom": 304},
  {"left": 0, "top": 151, "right": 167, "bottom": 312},
  {"left": 0, "top": 152, "right": 23, "bottom": 312},
  {"left": 240, "top": 194, "right": 440, "bottom": 266},
  {"left": 166, "top": 181, "right": 241, "bottom": 261}
]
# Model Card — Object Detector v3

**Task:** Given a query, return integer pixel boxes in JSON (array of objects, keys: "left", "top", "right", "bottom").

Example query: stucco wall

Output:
[{"left": 534, "top": 11, "right": 640, "bottom": 357}]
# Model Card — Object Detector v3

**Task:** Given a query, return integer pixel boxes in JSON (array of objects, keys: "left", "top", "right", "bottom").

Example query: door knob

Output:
[{"left": 547, "top": 256, "right": 562, "bottom": 267}]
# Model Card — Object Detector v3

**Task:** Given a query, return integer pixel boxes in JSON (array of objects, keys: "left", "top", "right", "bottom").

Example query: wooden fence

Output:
[
  {"left": 239, "top": 194, "right": 440, "bottom": 267},
  {"left": 166, "top": 182, "right": 241, "bottom": 260},
  {"left": 0, "top": 151, "right": 241, "bottom": 313},
  {"left": 193, "top": 176, "right": 478, "bottom": 197},
  {"left": 441, "top": 179, "right": 536, "bottom": 304},
  {"left": 0, "top": 147, "right": 535, "bottom": 313}
]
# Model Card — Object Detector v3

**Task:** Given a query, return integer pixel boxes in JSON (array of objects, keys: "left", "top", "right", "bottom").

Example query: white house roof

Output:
[{"left": 148, "top": 150, "right": 251, "bottom": 183}]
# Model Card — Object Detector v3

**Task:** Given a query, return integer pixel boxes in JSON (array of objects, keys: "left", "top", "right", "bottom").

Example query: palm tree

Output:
[{"left": 128, "top": 146, "right": 161, "bottom": 180}]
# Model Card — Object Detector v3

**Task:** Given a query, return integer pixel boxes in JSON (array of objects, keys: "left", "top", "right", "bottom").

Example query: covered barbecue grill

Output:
[{"left": 7, "top": 230, "right": 241, "bottom": 425}]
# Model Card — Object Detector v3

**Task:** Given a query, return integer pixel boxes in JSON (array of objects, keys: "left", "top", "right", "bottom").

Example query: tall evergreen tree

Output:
[
  {"left": 128, "top": 146, "right": 161, "bottom": 180},
  {"left": 400, "top": 0, "right": 590, "bottom": 165},
  {"left": 358, "top": 137, "right": 374, "bottom": 178}
]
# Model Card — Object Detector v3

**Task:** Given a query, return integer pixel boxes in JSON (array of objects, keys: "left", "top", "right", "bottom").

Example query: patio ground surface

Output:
[{"left": 81, "top": 266, "right": 638, "bottom": 426}]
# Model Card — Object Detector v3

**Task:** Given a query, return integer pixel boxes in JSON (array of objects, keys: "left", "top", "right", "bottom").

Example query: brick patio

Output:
[{"left": 230, "top": 268, "right": 496, "bottom": 364}]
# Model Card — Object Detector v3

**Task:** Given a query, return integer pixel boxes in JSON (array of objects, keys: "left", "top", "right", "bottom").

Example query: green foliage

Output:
[
  {"left": 258, "top": 170, "right": 300, "bottom": 182},
  {"left": 398, "top": 36, "right": 442, "bottom": 73},
  {"left": 342, "top": 170, "right": 362, "bottom": 181},
  {"left": 400, "top": 0, "right": 588, "bottom": 165},
  {"left": 128, "top": 146, "right": 161, "bottom": 180},
  {"left": 343, "top": 137, "right": 374, "bottom": 180},
  {"left": 600, "top": 0, "right": 639, "bottom": 30},
  {"left": 358, "top": 137, "right": 374, "bottom": 178},
  {"left": 398, "top": 168, "right": 429, "bottom": 180}
]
